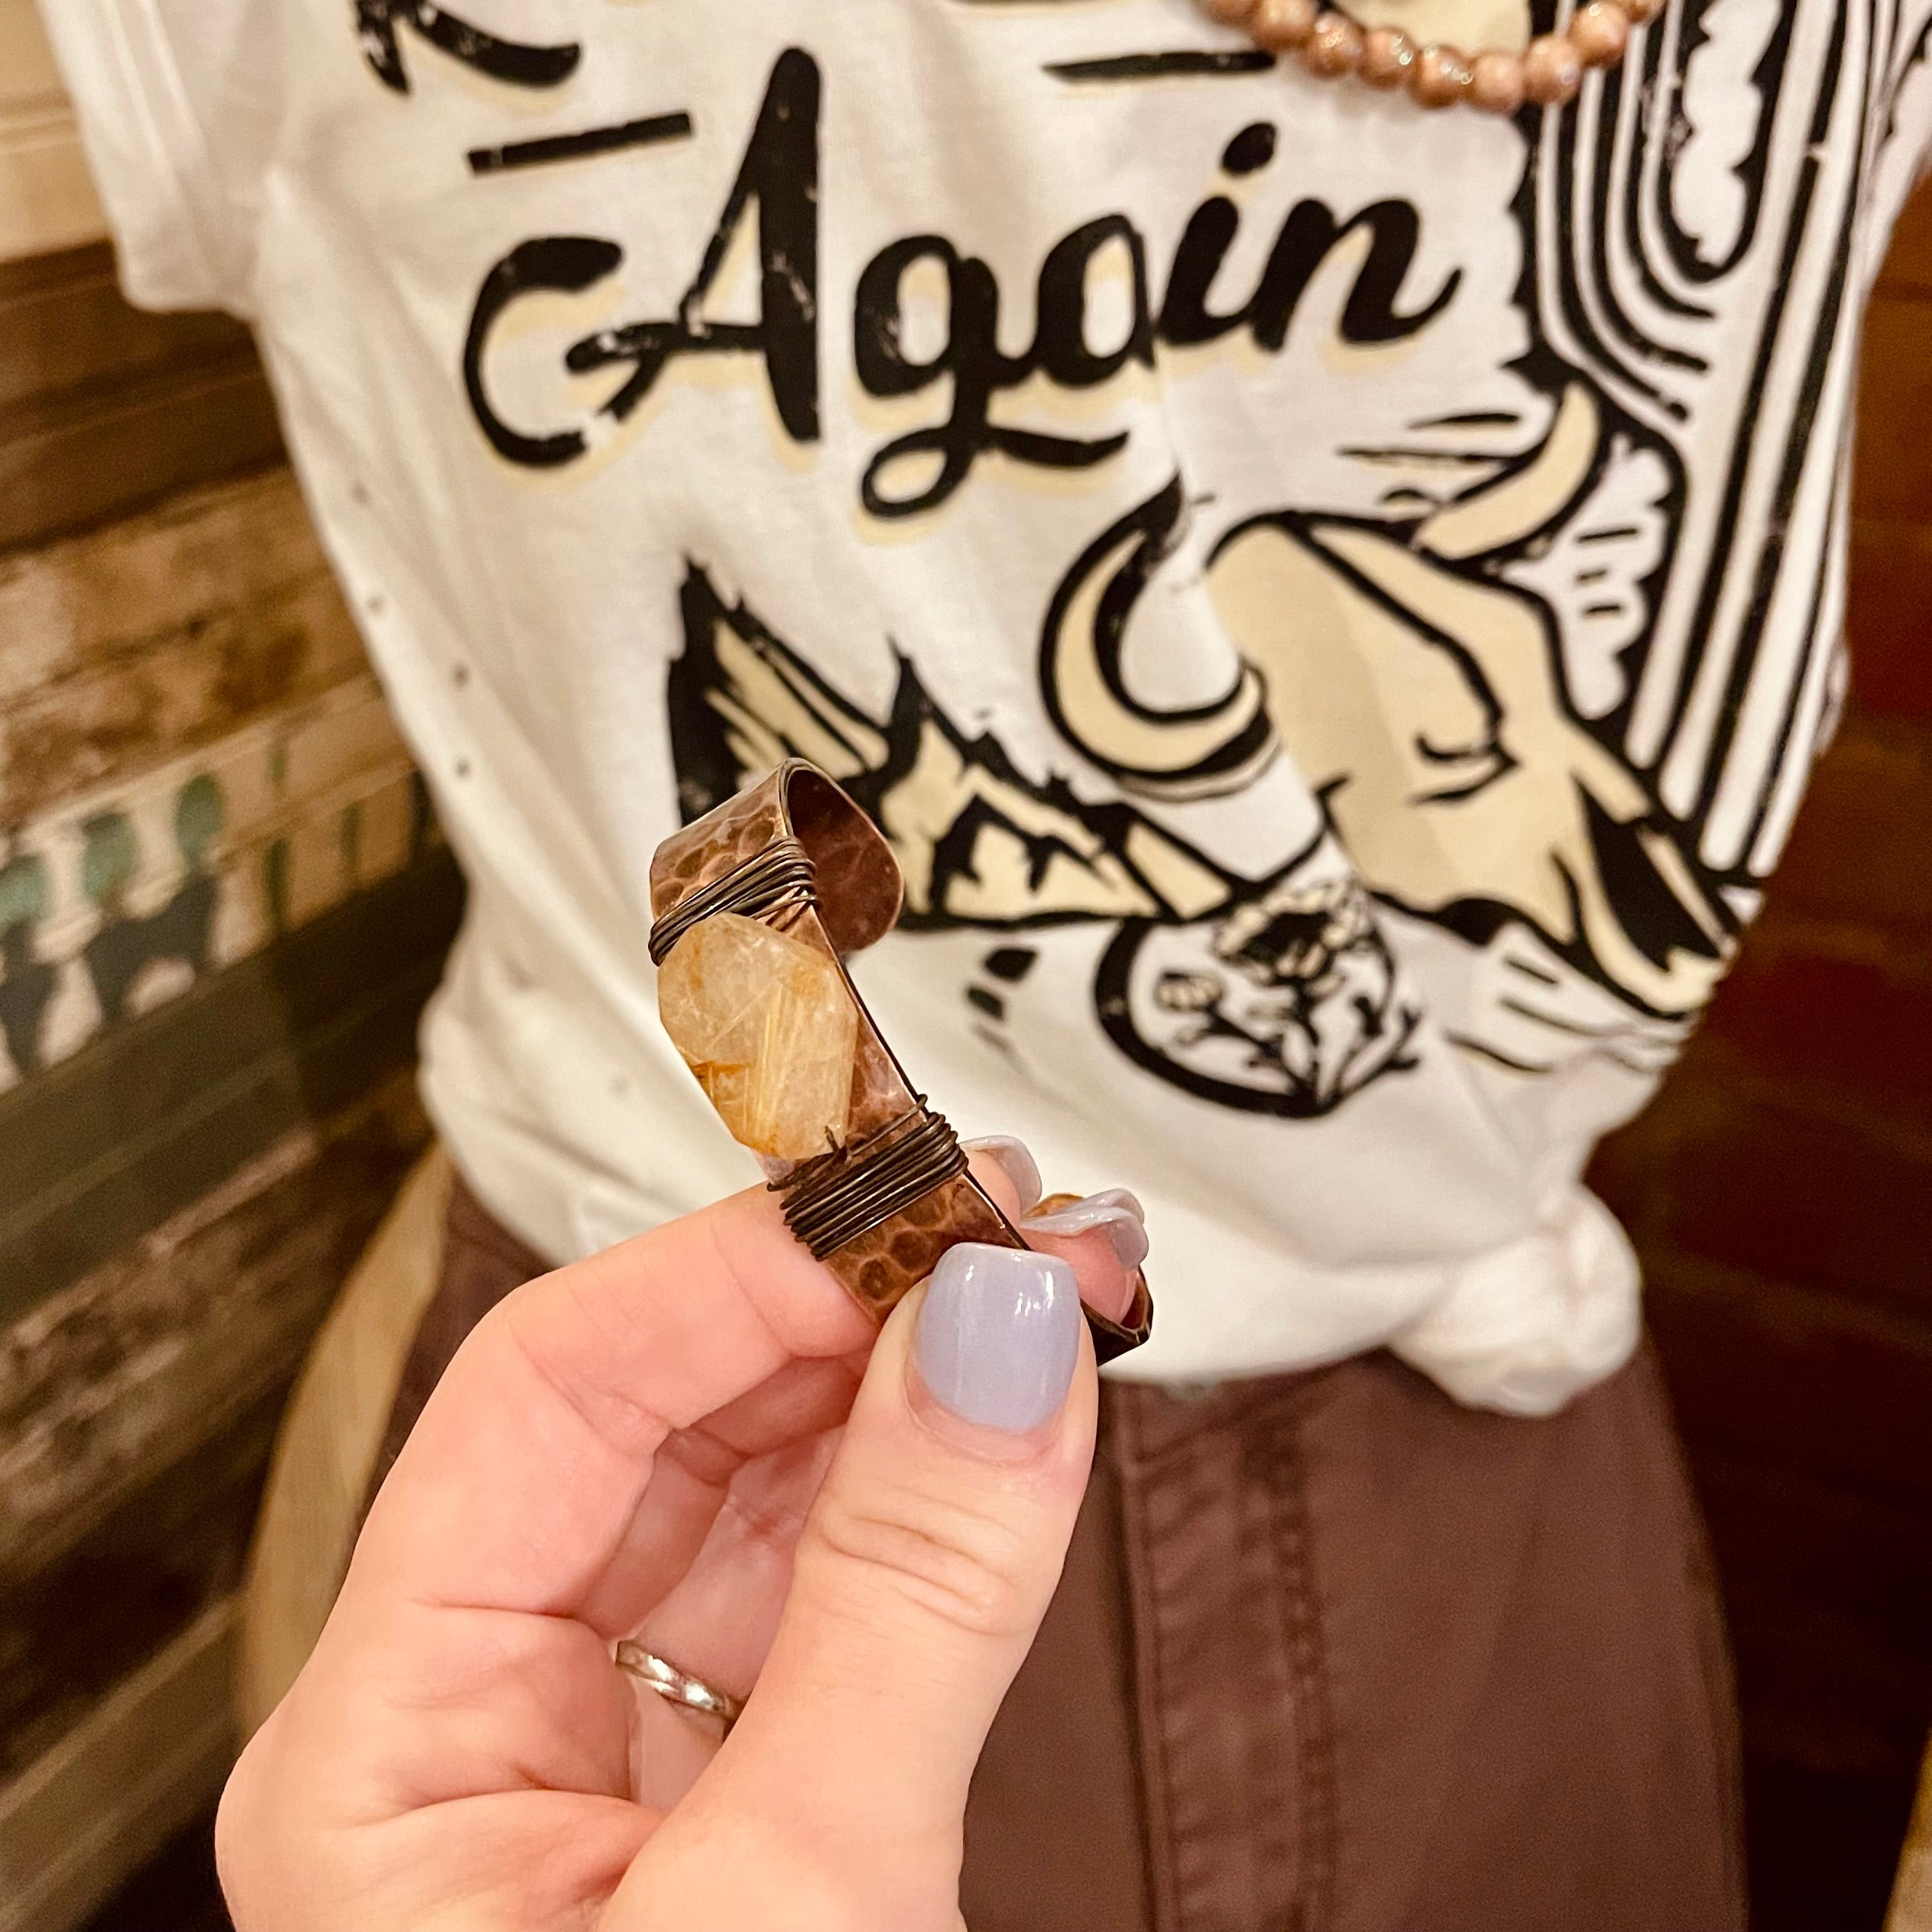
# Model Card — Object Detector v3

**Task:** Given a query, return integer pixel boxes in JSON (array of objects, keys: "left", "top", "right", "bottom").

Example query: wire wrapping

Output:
[
  {"left": 778, "top": 1107, "right": 969, "bottom": 1261},
  {"left": 647, "top": 838, "right": 819, "bottom": 965}
]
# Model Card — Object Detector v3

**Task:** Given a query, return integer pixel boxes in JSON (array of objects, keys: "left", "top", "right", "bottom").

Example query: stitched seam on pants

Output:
[
  {"left": 1635, "top": 1353, "right": 1749, "bottom": 1927},
  {"left": 1152, "top": 1448, "right": 1256, "bottom": 1932},
  {"left": 1120, "top": 1384, "right": 1325, "bottom": 1932},
  {"left": 1268, "top": 1390, "right": 1337, "bottom": 1932},
  {"left": 1119, "top": 1389, "right": 1278, "bottom": 1932},
  {"left": 1116, "top": 1390, "right": 1187, "bottom": 1932}
]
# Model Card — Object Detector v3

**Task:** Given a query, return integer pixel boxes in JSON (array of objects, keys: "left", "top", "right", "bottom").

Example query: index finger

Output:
[
  {"left": 348, "top": 1182, "right": 874, "bottom": 1622},
  {"left": 342, "top": 1153, "right": 1136, "bottom": 1627}
]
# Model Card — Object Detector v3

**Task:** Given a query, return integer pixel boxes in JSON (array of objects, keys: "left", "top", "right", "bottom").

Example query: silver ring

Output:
[{"left": 614, "top": 1641, "right": 744, "bottom": 1731}]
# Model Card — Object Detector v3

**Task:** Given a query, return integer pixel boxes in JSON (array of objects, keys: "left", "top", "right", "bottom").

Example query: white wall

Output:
[{"left": 0, "top": 0, "right": 105, "bottom": 261}]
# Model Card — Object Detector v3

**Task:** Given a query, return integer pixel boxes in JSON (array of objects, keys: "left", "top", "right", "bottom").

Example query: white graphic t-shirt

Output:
[{"left": 45, "top": 0, "right": 1932, "bottom": 1411}]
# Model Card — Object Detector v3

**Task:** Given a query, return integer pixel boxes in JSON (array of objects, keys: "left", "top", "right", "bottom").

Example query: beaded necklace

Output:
[{"left": 1198, "top": 0, "right": 1658, "bottom": 114}]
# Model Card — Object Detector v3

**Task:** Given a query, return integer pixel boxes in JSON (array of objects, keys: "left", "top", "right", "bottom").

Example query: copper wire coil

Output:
[
  {"left": 646, "top": 838, "right": 819, "bottom": 965},
  {"left": 778, "top": 1107, "right": 970, "bottom": 1261}
]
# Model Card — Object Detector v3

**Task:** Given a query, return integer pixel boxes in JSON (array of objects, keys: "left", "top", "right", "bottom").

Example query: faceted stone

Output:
[{"left": 657, "top": 913, "right": 858, "bottom": 1161}]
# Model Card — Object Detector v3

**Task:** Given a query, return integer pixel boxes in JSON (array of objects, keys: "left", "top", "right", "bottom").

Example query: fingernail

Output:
[
  {"left": 1020, "top": 1190, "right": 1150, "bottom": 1273},
  {"left": 916, "top": 1243, "right": 1081, "bottom": 1433},
  {"left": 964, "top": 1135, "right": 1042, "bottom": 1213}
]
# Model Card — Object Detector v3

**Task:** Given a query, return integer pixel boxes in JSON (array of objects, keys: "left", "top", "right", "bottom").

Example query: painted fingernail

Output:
[
  {"left": 964, "top": 1135, "right": 1043, "bottom": 1212},
  {"left": 916, "top": 1243, "right": 1081, "bottom": 1433},
  {"left": 1020, "top": 1190, "right": 1150, "bottom": 1273}
]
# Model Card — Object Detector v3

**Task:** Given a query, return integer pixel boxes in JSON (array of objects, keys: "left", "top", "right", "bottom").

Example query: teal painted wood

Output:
[{"left": 0, "top": 848, "right": 462, "bottom": 1324}]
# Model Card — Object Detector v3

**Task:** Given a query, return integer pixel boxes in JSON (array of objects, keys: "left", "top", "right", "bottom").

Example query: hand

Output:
[{"left": 215, "top": 1146, "right": 1143, "bottom": 1931}]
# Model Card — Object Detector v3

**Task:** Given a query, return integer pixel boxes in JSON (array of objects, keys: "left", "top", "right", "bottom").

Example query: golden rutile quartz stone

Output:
[{"left": 657, "top": 913, "right": 858, "bottom": 1161}]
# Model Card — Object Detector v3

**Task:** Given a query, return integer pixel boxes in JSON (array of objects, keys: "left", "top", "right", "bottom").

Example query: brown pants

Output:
[{"left": 382, "top": 1178, "right": 1746, "bottom": 1932}]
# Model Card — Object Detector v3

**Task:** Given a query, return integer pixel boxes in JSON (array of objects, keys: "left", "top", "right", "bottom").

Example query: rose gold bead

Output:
[
  {"left": 1300, "top": 11, "right": 1366, "bottom": 75},
  {"left": 1201, "top": 0, "right": 1260, "bottom": 23},
  {"left": 1253, "top": 0, "right": 1321, "bottom": 50},
  {"left": 1620, "top": 0, "right": 1665, "bottom": 21},
  {"left": 1360, "top": 26, "right": 1418, "bottom": 87},
  {"left": 1522, "top": 31, "right": 1584, "bottom": 102},
  {"left": 1469, "top": 50, "right": 1525, "bottom": 112},
  {"left": 1569, "top": 0, "right": 1630, "bottom": 64},
  {"left": 1410, "top": 42, "right": 1473, "bottom": 107}
]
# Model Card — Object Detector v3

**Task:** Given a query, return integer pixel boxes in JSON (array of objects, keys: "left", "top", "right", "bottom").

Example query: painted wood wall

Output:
[
  {"left": 0, "top": 0, "right": 104, "bottom": 265},
  {"left": 0, "top": 31, "right": 464, "bottom": 1907},
  {"left": 0, "top": 351, "right": 463, "bottom": 1932}
]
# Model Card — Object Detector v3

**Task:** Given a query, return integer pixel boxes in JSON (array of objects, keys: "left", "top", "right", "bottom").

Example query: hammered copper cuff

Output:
[{"left": 649, "top": 760, "right": 1152, "bottom": 1363}]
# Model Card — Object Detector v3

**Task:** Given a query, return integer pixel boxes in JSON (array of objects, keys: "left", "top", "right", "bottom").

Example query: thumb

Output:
[{"left": 676, "top": 1243, "right": 1094, "bottom": 1922}]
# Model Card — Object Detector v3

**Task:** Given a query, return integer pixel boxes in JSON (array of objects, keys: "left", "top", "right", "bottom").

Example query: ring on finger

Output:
[{"left": 614, "top": 1641, "right": 745, "bottom": 1733}]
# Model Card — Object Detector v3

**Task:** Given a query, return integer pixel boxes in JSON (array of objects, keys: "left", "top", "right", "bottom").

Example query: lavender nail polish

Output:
[
  {"left": 1020, "top": 1191, "right": 1150, "bottom": 1273},
  {"left": 963, "top": 1135, "right": 1043, "bottom": 1213},
  {"left": 916, "top": 1243, "right": 1081, "bottom": 1433}
]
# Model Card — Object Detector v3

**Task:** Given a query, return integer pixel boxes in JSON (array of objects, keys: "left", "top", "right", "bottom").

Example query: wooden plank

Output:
[
  {"left": 1849, "top": 519, "right": 1932, "bottom": 723},
  {"left": 0, "top": 356, "right": 283, "bottom": 558},
  {"left": 0, "top": 244, "right": 280, "bottom": 555},
  {"left": 1879, "top": 180, "right": 1932, "bottom": 298},
  {"left": 0, "top": 121, "right": 105, "bottom": 272},
  {"left": 0, "top": 568, "right": 365, "bottom": 820},
  {"left": 1595, "top": 1062, "right": 1932, "bottom": 1325},
  {"left": 1633, "top": 1247, "right": 1932, "bottom": 1509},
  {"left": 0, "top": 467, "right": 336, "bottom": 711},
  {"left": 1, "top": 1384, "right": 281, "bottom": 1783},
  {"left": 1851, "top": 290, "right": 1932, "bottom": 526},
  {"left": 0, "top": 245, "right": 245, "bottom": 424},
  {"left": 2, "top": 1076, "right": 430, "bottom": 1806},
  {"left": 1697, "top": 940, "right": 1932, "bottom": 1134},
  {"left": 1762, "top": 705, "right": 1932, "bottom": 948},
  {"left": 1690, "top": 1451, "right": 1932, "bottom": 1779},
  {"left": 0, "top": 847, "right": 462, "bottom": 1324},
  {"left": 0, "top": 1602, "right": 233, "bottom": 1932},
  {"left": 0, "top": 0, "right": 70, "bottom": 105},
  {"left": 1, "top": 675, "right": 425, "bottom": 1088},
  {"left": 0, "top": 5, "right": 105, "bottom": 265},
  {"left": 0, "top": 465, "right": 430, "bottom": 1094},
  {"left": 0, "top": 1065, "right": 430, "bottom": 1590},
  {"left": 1674, "top": 1448, "right": 1932, "bottom": 1932}
]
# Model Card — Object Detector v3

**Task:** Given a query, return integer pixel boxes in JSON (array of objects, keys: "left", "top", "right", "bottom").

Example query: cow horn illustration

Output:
[{"left": 1039, "top": 478, "right": 1276, "bottom": 802}]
